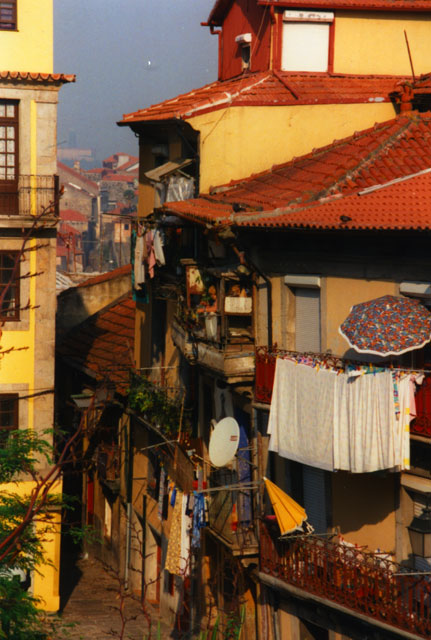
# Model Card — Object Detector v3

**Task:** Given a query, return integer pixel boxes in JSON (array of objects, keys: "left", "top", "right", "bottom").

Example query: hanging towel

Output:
[
  {"left": 267, "top": 359, "right": 336, "bottom": 470},
  {"left": 134, "top": 233, "right": 145, "bottom": 287},
  {"left": 334, "top": 370, "right": 399, "bottom": 472},
  {"left": 164, "top": 489, "right": 183, "bottom": 575},
  {"left": 153, "top": 229, "right": 166, "bottom": 267},
  {"left": 179, "top": 493, "right": 192, "bottom": 577}
]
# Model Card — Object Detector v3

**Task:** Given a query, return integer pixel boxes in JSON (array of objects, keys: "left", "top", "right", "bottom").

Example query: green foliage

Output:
[
  {"left": 128, "top": 374, "right": 191, "bottom": 438},
  {"left": 0, "top": 429, "right": 66, "bottom": 640},
  {"left": 0, "top": 576, "right": 48, "bottom": 640},
  {"left": 0, "top": 429, "right": 52, "bottom": 484}
]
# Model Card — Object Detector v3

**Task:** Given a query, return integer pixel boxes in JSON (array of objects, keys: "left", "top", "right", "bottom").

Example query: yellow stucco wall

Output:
[
  {"left": 334, "top": 11, "right": 431, "bottom": 76},
  {"left": 0, "top": 0, "right": 53, "bottom": 72},
  {"left": 190, "top": 102, "right": 395, "bottom": 192},
  {"left": 332, "top": 472, "right": 396, "bottom": 553},
  {"left": 0, "top": 479, "right": 62, "bottom": 612},
  {"left": 322, "top": 277, "right": 399, "bottom": 356}
]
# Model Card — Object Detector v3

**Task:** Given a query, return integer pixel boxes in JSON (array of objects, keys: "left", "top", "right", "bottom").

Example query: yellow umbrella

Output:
[{"left": 264, "top": 477, "right": 308, "bottom": 535}]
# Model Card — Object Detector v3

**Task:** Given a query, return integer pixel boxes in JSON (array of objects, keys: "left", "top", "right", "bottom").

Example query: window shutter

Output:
[
  {"left": 295, "top": 287, "right": 321, "bottom": 352},
  {"left": 302, "top": 465, "right": 327, "bottom": 533}
]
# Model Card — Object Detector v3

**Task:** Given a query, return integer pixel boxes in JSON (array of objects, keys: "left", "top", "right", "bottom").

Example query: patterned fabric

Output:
[
  {"left": 339, "top": 295, "right": 431, "bottom": 356},
  {"left": 165, "top": 490, "right": 183, "bottom": 576}
]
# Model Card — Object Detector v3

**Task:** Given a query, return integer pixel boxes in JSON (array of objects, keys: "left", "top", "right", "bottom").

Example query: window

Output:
[
  {"left": 0, "top": 1, "right": 16, "bottom": 30},
  {"left": 0, "top": 100, "right": 18, "bottom": 182},
  {"left": 282, "top": 10, "right": 333, "bottom": 72},
  {"left": 0, "top": 251, "right": 19, "bottom": 320},
  {"left": 295, "top": 287, "right": 321, "bottom": 352},
  {"left": 0, "top": 394, "right": 18, "bottom": 446},
  {"left": 235, "top": 33, "right": 251, "bottom": 72}
]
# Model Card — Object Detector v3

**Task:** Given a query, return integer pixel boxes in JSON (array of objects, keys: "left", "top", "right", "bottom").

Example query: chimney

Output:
[{"left": 73, "top": 160, "right": 81, "bottom": 172}]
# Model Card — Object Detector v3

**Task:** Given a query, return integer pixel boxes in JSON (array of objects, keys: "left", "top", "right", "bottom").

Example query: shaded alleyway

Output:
[{"left": 58, "top": 555, "right": 178, "bottom": 639}]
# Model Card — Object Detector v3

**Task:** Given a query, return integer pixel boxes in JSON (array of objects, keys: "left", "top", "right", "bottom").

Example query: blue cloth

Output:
[{"left": 191, "top": 491, "right": 206, "bottom": 549}]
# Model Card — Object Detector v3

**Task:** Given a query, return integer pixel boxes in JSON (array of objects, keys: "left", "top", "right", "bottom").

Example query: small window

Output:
[
  {"left": 0, "top": 251, "right": 19, "bottom": 320},
  {"left": 0, "top": 1, "right": 16, "bottom": 30},
  {"left": 241, "top": 44, "right": 250, "bottom": 71},
  {"left": 0, "top": 394, "right": 18, "bottom": 446},
  {"left": 282, "top": 10, "right": 333, "bottom": 72}
]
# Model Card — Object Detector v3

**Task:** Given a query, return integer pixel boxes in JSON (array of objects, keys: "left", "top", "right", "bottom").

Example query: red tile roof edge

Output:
[
  {"left": 259, "top": 0, "right": 431, "bottom": 12},
  {"left": 120, "top": 71, "right": 407, "bottom": 125},
  {"left": 0, "top": 71, "right": 75, "bottom": 83},
  {"left": 77, "top": 264, "right": 132, "bottom": 288},
  {"left": 57, "top": 161, "right": 99, "bottom": 193}
]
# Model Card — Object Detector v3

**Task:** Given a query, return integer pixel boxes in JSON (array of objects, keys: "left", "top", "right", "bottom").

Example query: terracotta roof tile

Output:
[
  {"left": 163, "top": 112, "right": 431, "bottom": 231},
  {"left": 60, "top": 209, "right": 88, "bottom": 222},
  {"left": 0, "top": 71, "right": 75, "bottom": 84},
  {"left": 121, "top": 71, "right": 403, "bottom": 124},
  {"left": 57, "top": 294, "right": 135, "bottom": 392},
  {"left": 77, "top": 264, "right": 132, "bottom": 288},
  {"left": 258, "top": 0, "right": 431, "bottom": 12}
]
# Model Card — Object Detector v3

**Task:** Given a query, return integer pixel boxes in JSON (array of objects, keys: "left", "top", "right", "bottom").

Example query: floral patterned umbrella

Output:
[{"left": 339, "top": 295, "right": 431, "bottom": 356}]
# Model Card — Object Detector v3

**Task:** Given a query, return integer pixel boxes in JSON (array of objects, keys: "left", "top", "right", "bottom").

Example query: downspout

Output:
[
  {"left": 201, "top": 22, "right": 222, "bottom": 80},
  {"left": 124, "top": 417, "right": 133, "bottom": 590}
]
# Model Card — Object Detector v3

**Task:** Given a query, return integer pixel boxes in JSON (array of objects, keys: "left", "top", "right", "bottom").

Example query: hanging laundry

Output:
[
  {"left": 191, "top": 492, "right": 206, "bottom": 549},
  {"left": 146, "top": 230, "right": 156, "bottom": 278},
  {"left": 158, "top": 468, "right": 166, "bottom": 520},
  {"left": 153, "top": 228, "right": 165, "bottom": 267},
  {"left": 180, "top": 493, "right": 192, "bottom": 577},
  {"left": 268, "top": 359, "right": 336, "bottom": 470},
  {"left": 268, "top": 357, "right": 412, "bottom": 473},
  {"left": 165, "top": 489, "right": 183, "bottom": 575},
  {"left": 134, "top": 231, "right": 145, "bottom": 288}
]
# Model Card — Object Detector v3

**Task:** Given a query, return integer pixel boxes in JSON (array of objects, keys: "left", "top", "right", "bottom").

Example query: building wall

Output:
[
  {"left": 0, "top": 0, "right": 53, "bottom": 72},
  {"left": 323, "top": 277, "right": 398, "bottom": 356},
  {"left": 332, "top": 472, "right": 397, "bottom": 552},
  {"left": 219, "top": 0, "right": 271, "bottom": 79},
  {"left": 333, "top": 11, "right": 431, "bottom": 75},
  {"left": 190, "top": 102, "right": 395, "bottom": 193}
]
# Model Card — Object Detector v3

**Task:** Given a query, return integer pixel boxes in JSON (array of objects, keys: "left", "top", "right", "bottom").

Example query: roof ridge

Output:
[{"left": 324, "top": 115, "right": 417, "bottom": 198}]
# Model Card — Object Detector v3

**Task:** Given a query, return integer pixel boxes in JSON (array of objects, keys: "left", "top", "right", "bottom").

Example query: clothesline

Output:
[{"left": 274, "top": 349, "right": 431, "bottom": 376}]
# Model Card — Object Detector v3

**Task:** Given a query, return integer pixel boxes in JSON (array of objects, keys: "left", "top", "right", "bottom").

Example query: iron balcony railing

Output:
[
  {"left": 0, "top": 174, "right": 59, "bottom": 217},
  {"left": 260, "top": 523, "right": 431, "bottom": 638}
]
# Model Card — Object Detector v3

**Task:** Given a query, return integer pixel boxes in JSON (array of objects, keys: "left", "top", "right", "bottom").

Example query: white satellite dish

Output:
[{"left": 209, "top": 417, "right": 240, "bottom": 467}]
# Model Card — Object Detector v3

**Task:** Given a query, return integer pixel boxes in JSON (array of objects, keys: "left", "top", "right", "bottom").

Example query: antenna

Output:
[
  {"left": 208, "top": 417, "right": 240, "bottom": 467},
  {"left": 404, "top": 30, "right": 416, "bottom": 82}
]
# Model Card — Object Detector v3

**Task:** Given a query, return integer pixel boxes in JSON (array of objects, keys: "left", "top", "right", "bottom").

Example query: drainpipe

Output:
[
  {"left": 124, "top": 419, "right": 133, "bottom": 590},
  {"left": 201, "top": 22, "right": 222, "bottom": 80}
]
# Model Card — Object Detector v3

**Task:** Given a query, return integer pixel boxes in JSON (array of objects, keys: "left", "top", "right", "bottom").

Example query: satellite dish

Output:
[{"left": 209, "top": 417, "right": 240, "bottom": 467}]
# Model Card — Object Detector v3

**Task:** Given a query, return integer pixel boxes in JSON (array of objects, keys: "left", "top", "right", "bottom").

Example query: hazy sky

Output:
[{"left": 54, "top": 0, "right": 218, "bottom": 165}]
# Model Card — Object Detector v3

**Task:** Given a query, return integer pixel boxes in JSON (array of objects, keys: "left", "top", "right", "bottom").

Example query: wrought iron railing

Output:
[
  {"left": 0, "top": 174, "right": 59, "bottom": 216},
  {"left": 260, "top": 524, "right": 431, "bottom": 638}
]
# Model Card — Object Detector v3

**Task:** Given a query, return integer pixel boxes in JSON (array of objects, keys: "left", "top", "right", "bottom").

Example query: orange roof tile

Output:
[
  {"left": 77, "top": 264, "right": 132, "bottom": 288},
  {"left": 120, "top": 71, "right": 403, "bottom": 124},
  {"left": 0, "top": 71, "right": 75, "bottom": 84},
  {"left": 60, "top": 208, "right": 88, "bottom": 222},
  {"left": 259, "top": 0, "right": 431, "bottom": 12},
  {"left": 57, "top": 294, "right": 135, "bottom": 391},
  {"left": 58, "top": 161, "right": 99, "bottom": 194},
  {"left": 163, "top": 112, "right": 431, "bottom": 231}
]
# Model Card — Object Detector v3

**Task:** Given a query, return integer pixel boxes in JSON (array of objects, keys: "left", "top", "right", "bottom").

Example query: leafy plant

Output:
[{"left": 128, "top": 374, "right": 191, "bottom": 437}]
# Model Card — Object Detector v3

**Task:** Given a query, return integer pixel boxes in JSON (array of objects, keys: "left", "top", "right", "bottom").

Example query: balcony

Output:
[
  {"left": 208, "top": 462, "right": 258, "bottom": 556},
  {"left": 0, "top": 174, "right": 59, "bottom": 217},
  {"left": 260, "top": 524, "right": 431, "bottom": 638},
  {"left": 172, "top": 262, "right": 255, "bottom": 382}
]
